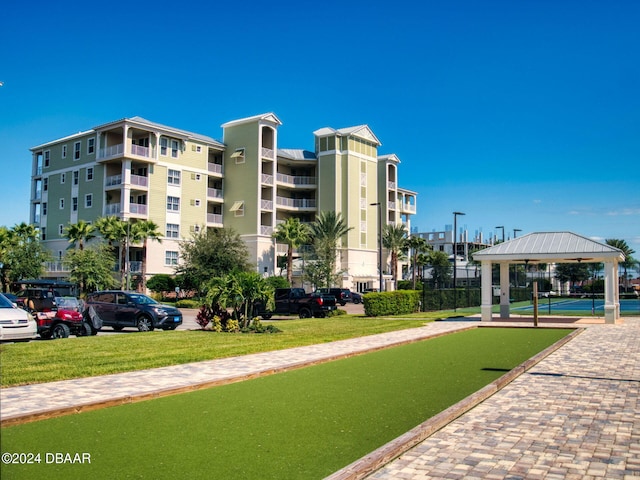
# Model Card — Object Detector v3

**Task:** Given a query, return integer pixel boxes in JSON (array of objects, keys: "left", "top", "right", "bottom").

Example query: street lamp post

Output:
[
  {"left": 495, "top": 226, "right": 505, "bottom": 243},
  {"left": 453, "top": 211, "right": 465, "bottom": 311},
  {"left": 370, "top": 202, "right": 383, "bottom": 292},
  {"left": 513, "top": 228, "right": 521, "bottom": 238}
]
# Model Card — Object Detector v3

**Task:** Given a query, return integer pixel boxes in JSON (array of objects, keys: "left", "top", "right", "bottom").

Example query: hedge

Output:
[{"left": 363, "top": 290, "right": 420, "bottom": 316}]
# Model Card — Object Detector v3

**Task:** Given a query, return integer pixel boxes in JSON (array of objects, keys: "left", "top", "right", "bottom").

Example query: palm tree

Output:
[
  {"left": 405, "top": 235, "right": 431, "bottom": 289},
  {"left": 94, "top": 216, "right": 128, "bottom": 288},
  {"left": 63, "top": 220, "right": 96, "bottom": 250},
  {"left": 130, "top": 220, "right": 163, "bottom": 291},
  {"left": 12, "top": 222, "right": 39, "bottom": 242},
  {"left": 383, "top": 224, "right": 408, "bottom": 287},
  {"left": 309, "top": 211, "right": 352, "bottom": 287},
  {"left": 273, "top": 217, "right": 310, "bottom": 285},
  {"left": 606, "top": 238, "right": 637, "bottom": 291}
]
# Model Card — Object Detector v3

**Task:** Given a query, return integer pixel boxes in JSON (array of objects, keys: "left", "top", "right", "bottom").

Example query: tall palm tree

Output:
[
  {"left": 63, "top": 220, "right": 96, "bottom": 250},
  {"left": 130, "top": 220, "right": 162, "bottom": 291},
  {"left": 273, "top": 217, "right": 310, "bottom": 285},
  {"left": 309, "top": 211, "right": 352, "bottom": 287},
  {"left": 383, "top": 223, "right": 408, "bottom": 286},
  {"left": 405, "top": 235, "right": 431, "bottom": 289},
  {"left": 605, "top": 238, "right": 637, "bottom": 291},
  {"left": 94, "top": 216, "right": 128, "bottom": 288},
  {"left": 12, "top": 222, "right": 39, "bottom": 242}
]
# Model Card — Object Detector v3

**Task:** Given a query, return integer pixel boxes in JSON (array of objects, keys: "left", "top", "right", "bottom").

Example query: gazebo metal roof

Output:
[{"left": 472, "top": 232, "right": 625, "bottom": 263}]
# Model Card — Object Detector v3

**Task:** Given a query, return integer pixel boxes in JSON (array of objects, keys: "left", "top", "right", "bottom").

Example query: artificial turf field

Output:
[{"left": 1, "top": 327, "right": 572, "bottom": 479}]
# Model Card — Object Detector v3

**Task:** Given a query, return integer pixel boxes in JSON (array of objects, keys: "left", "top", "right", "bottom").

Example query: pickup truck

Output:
[{"left": 255, "top": 288, "right": 337, "bottom": 319}]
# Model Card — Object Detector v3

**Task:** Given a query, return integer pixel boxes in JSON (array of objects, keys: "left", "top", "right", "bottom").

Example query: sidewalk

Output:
[{"left": 2, "top": 319, "right": 639, "bottom": 479}]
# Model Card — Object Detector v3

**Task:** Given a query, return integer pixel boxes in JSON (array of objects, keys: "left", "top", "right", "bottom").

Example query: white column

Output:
[
  {"left": 604, "top": 260, "right": 617, "bottom": 323},
  {"left": 481, "top": 261, "right": 493, "bottom": 321},
  {"left": 500, "top": 262, "right": 510, "bottom": 318}
]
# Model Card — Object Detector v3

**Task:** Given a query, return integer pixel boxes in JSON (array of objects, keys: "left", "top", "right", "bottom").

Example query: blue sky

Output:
[{"left": 1, "top": 0, "right": 639, "bottom": 256}]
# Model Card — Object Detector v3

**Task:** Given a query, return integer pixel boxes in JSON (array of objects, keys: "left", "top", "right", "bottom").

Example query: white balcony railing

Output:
[
  {"left": 276, "top": 197, "right": 316, "bottom": 209},
  {"left": 388, "top": 181, "right": 397, "bottom": 189},
  {"left": 44, "top": 261, "right": 69, "bottom": 273},
  {"left": 276, "top": 173, "right": 316, "bottom": 186},
  {"left": 105, "top": 203, "right": 121, "bottom": 215},
  {"left": 207, "top": 213, "right": 223, "bottom": 224},
  {"left": 129, "top": 204, "right": 147, "bottom": 215},
  {"left": 99, "top": 143, "right": 124, "bottom": 159},
  {"left": 131, "top": 174, "right": 148, "bottom": 187},
  {"left": 106, "top": 174, "right": 122, "bottom": 187},
  {"left": 403, "top": 203, "right": 416, "bottom": 213},
  {"left": 261, "top": 173, "right": 274, "bottom": 185},
  {"left": 207, "top": 188, "right": 223, "bottom": 199},
  {"left": 261, "top": 199, "right": 273, "bottom": 210},
  {"left": 131, "top": 144, "right": 149, "bottom": 157},
  {"left": 261, "top": 147, "right": 275, "bottom": 159},
  {"left": 261, "top": 225, "right": 273, "bottom": 235},
  {"left": 208, "top": 162, "right": 223, "bottom": 174}
]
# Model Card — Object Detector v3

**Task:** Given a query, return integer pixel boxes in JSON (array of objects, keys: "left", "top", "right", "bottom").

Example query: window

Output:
[
  {"left": 41, "top": 227, "right": 46, "bottom": 240},
  {"left": 74, "top": 142, "right": 81, "bottom": 160},
  {"left": 190, "top": 199, "right": 201, "bottom": 207},
  {"left": 86, "top": 167, "right": 94, "bottom": 181},
  {"left": 43, "top": 178, "right": 48, "bottom": 191},
  {"left": 171, "top": 140, "right": 179, "bottom": 158},
  {"left": 72, "top": 197, "right": 78, "bottom": 212},
  {"left": 230, "top": 148, "right": 245, "bottom": 163},
  {"left": 58, "top": 224, "right": 64, "bottom": 235},
  {"left": 165, "top": 251, "right": 179, "bottom": 266},
  {"left": 59, "top": 198, "right": 64, "bottom": 209},
  {"left": 168, "top": 169, "right": 181, "bottom": 185},
  {"left": 167, "top": 196, "right": 180, "bottom": 212},
  {"left": 160, "top": 138, "right": 168, "bottom": 155},
  {"left": 87, "top": 138, "right": 95, "bottom": 154},
  {"left": 60, "top": 173, "right": 66, "bottom": 184},
  {"left": 85, "top": 194, "right": 93, "bottom": 208},
  {"left": 166, "top": 223, "right": 179, "bottom": 238},
  {"left": 62, "top": 145, "right": 67, "bottom": 158},
  {"left": 229, "top": 201, "right": 244, "bottom": 217},
  {"left": 44, "top": 150, "right": 50, "bottom": 167},
  {"left": 42, "top": 202, "right": 47, "bottom": 215},
  {"left": 73, "top": 170, "right": 79, "bottom": 185}
]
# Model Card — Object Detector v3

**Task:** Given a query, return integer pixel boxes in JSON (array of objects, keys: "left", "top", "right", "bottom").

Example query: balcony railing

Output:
[
  {"left": 208, "top": 162, "right": 223, "bottom": 174},
  {"left": 98, "top": 143, "right": 124, "bottom": 159},
  {"left": 261, "top": 199, "right": 273, "bottom": 210},
  {"left": 131, "top": 144, "right": 150, "bottom": 157},
  {"left": 129, "top": 204, "right": 147, "bottom": 215},
  {"left": 106, "top": 174, "right": 122, "bottom": 187},
  {"left": 388, "top": 181, "right": 397, "bottom": 189},
  {"left": 131, "top": 174, "right": 148, "bottom": 187},
  {"left": 207, "top": 188, "right": 223, "bottom": 199},
  {"left": 388, "top": 201, "right": 396, "bottom": 210},
  {"left": 276, "top": 173, "right": 316, "bottom": 186},
  {"left": 207, "top": 213, "right": 223, "bottom": 224},
  {"left": 261, "top": 173, "right": 274, "bottom": 185},
  {"left": 44, "top": 261, "right": 69, "bottom": 273},
  {"left": 261, "top": 225, "right": 273, "bottom": 235},
  {"left": 276, "top": 197, "right": 316, "bottom": 209},
  {"left": 402, "top": 203, "right": 416, "bottom": 213},
  {"left": 261, "top": 147, "right": 275, "bottom": 159},
  {"left": 105, "top": 203, "right": 121, "bottom": 215}
]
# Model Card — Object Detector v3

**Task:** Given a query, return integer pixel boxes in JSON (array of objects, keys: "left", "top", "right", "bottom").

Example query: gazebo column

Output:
[
  {"left": 481, "top": 261, "right": 493, "bottom": 321},
  {"left": 500, "top": 262, "right": 510, "bottom": 318},
  {"left": 603, "top": 260, "right": 618, "bottom": 324}
]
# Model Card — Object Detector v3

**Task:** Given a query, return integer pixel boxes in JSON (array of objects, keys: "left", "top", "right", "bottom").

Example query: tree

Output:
[
  {"left": 428, "top": 250, "right": 452, "bottom": 289},
  {"left": 130, "top": 220, "right": 163, "bottom": 291},
  {"left": 308, "top": 211, "right": 352, "bottom": 287},
  {"left": 554, "top": 263, "right": 591, "bottom": 293},
  {"left": 64, "top": 244, "right": 117, "bottom": 294},
  {"left": 205, "top": 271, "right": 274, "bottom": 328},
  {"left": 606, "top": 238, "right": 637, "bottom": 291},
  {"left": 63, "top": 220, "right": 96, "bottom": 251},
  {"left": 0, "top": 223, "right": 50, "bottom": 289},
  {"left": 94, "top": 216, "right": 128, "bottom": 288},
  {"left": 177, "top": 228, "right": 252, "bottom": 294},
  {"left": 405, "top": 235, "right": 431, "bottom": 289},
  {"left": 273, "top": 217, "right": 310, "bottom": 285},
  {"left": 383, "top": 224, "right": 408, "bottom": 286},
  {"left": 147, "top": 274, "right": 176, "bottom": 295}
]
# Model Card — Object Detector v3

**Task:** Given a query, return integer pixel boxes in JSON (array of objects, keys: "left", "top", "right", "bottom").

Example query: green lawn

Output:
[
  {"left": 1, "top": 316, "right": 435, "bottom": 387},
  {"left": 1, "top": 327, "right": 572, "bottom": 480}
]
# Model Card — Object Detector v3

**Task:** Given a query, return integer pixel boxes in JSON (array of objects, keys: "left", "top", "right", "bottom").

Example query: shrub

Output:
[
  {"left": 363, "top": 290, "right": 420, "bottom": 317},
  {"left": 328, "top": 308, "right": 347, "bottom": 317},
  {"left": 176, "top": 299, "right": 201, "bottom": 309}
]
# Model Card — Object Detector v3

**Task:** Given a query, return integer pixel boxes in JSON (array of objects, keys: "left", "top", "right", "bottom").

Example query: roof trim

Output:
[{"left": 221, "top": 112, "right": 282, "bottom": 128}]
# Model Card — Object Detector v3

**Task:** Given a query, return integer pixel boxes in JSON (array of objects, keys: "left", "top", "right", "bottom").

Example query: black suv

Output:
[
  {"left": 84, "top": 291, "right": 182, "bottom": 332},
  {"left": 314, "top": 288, "right": 351, "bottom": 306}
]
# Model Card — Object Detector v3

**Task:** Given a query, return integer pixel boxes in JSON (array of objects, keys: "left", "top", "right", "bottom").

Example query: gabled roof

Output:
[
  {"left": 378, "top": 153, "right": 400, "bottom": 164},
  {"left": 220, "top": 112, "right": 282, "bottom": 128},
  {"left": 313, "top": 125, "right": 381, "bottom": 146},
  {"left": 472, "top": 232, "right": 625, "bottom": 263},
  {"left": 277, "top": 149, "right": 317, "bottom": 160}
]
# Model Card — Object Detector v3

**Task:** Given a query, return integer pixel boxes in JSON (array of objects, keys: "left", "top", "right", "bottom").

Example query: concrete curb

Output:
[{"left": 324, "top": 327, "right": 583, "bottom": 480}]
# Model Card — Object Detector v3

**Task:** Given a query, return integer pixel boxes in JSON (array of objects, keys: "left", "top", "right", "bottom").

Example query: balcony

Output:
[
  {"left": 131, "top": 174, "right": 148, "bottom": 187},
  {"left": 98, "top": 143, "right": 124, "bottom": 162},
  {"left": 207, "top": 188, "right": 223, "bottom": 199},
  {"left": 276, "top": 197, "right": 316, "bottom": 210},
  {"left": 261, "top": 199, "right": 273, "bottom": 210},
  {"left": 130, "top": 144, "right": 149, "bottom": 158},
  {"left": 261, "top": 147, "right": 275, "bottom": 159},
  {"left": 44, "top": 261, "right": 69, "bottom": 273},
  {"left": 105, "top": 203, "right": 121, "bottom": 215},
  {"left": 276, "top": 173, "right": 316, "bottom": 187},
  {"left": 106, "top": 174, "right": 122, "bottom": 187},
  {"left": 261, "top": 225, "right": 273, "bottom": 235},
  {"left": 208, "top": 162, "right": 223, "bottom": 175},
  {"left": 402, "top": 203, "right": 416, "bottom": 213},
  {"left": 207, "top": 213, "right": 223, "bottom": 225},
  {"left": 261, "top": 173, "right": 274, "bottom": 185},
  {"left": 129, "top": 204, "right": 147, "bottom": 215}
]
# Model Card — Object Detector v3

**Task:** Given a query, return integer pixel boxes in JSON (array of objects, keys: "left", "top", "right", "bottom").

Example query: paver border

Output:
[{"left": 325, "top": 326, "right": 583, "bottom": 480}]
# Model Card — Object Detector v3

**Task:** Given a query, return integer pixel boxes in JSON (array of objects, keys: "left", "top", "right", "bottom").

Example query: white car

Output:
[{"left": 0, "top": 293, "right": 38, "bottom": 342}]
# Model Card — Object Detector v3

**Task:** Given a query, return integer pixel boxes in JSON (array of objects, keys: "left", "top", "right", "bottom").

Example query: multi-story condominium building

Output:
[{"left": 29, "top": 113, "right": 417, "bottom": 292}]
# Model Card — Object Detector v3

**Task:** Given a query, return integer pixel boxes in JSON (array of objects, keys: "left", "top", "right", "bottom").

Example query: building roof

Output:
[
  {"left": 313, "top": 125, "right": 381, "bottom": 146},
  {"left": 220, "top": 112, "right": 282, "bottom": 128},
  {"left": 472, "top": 232, "right": 625, "bottom": 263},
  {"left": 277, "top": 149, "right": 317, "bottom": 160}
]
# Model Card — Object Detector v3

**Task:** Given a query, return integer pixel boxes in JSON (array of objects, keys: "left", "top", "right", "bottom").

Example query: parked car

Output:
[
  {"left": 15, "top": 288, "right": 59, "bottom": 313},
  {"left": 348, "top": 290, "right": 363, "bottom": 304},
  {"left": 315, "top": 288, "right": 351, "bottom": 306},
  {"left": 0, "top": 293, "right": 38, "bottom": 342},
  {"left": 254, "top": 288, "right": 337, "bottom": 319},
  {"left": 84, "top": 291, "right": 183, "bottom": 332},
  {"left": 34, "top": 296, "right": 92, "bottom": 339}
]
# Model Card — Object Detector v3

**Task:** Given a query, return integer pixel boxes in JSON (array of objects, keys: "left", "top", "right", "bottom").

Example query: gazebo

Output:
[{"left": 472, "top": 232, "right": 625, "bottom": 323}]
